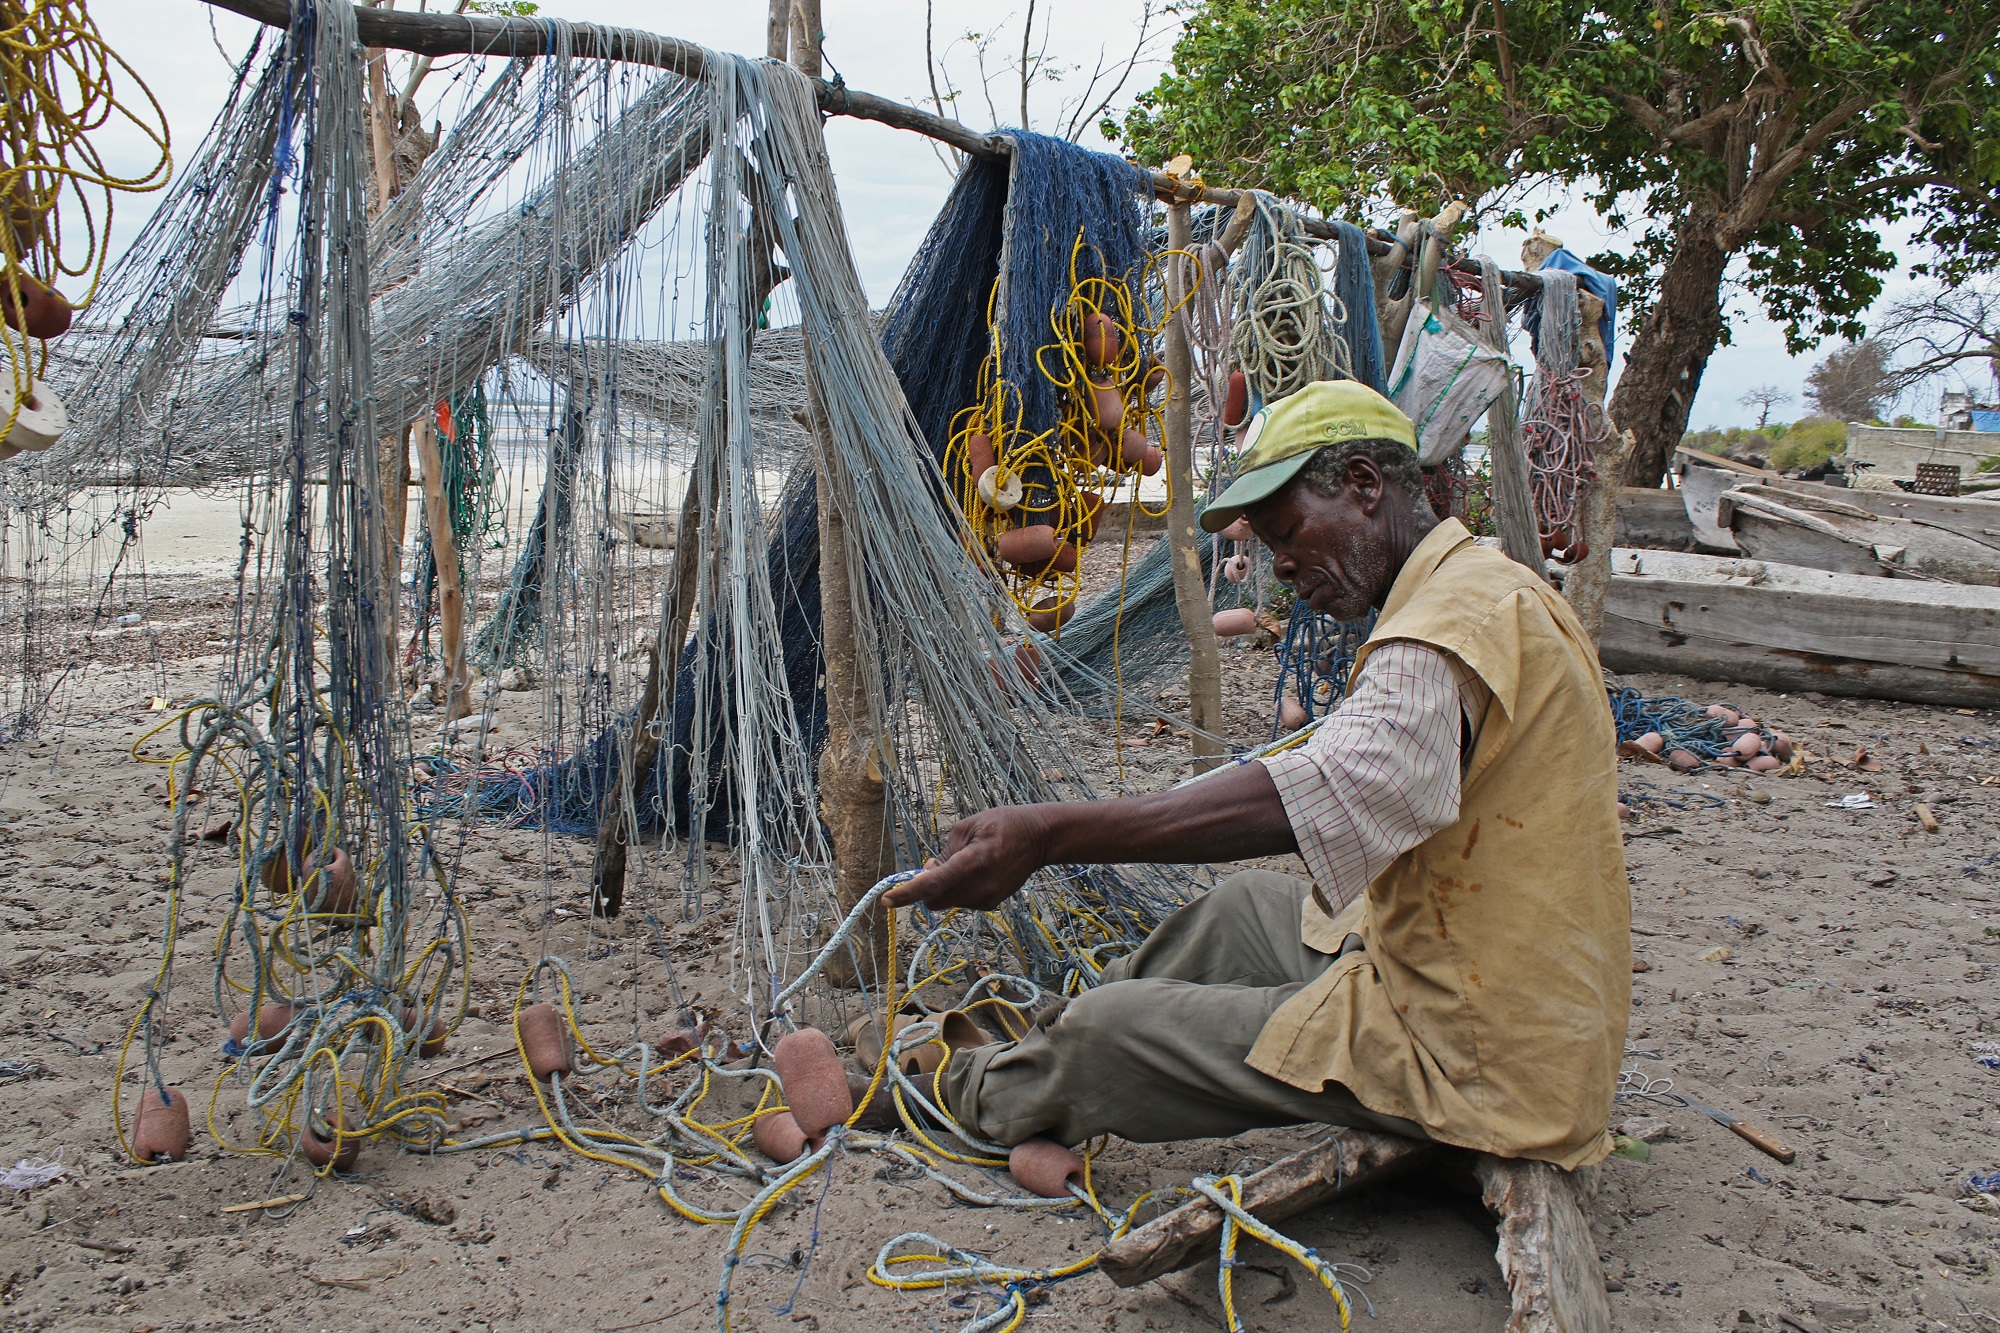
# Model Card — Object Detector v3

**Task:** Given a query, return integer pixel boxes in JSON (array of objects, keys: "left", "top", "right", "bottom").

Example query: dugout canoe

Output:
[
  {"left": 1717, "top": 484, "right": 2000, "bottom": 586},
  {"left": 1672, "top": 448, "right": 2000, "bottom": 559},
  {"left": 1598, "top": 548, "right": 2000, "bottom": 709}
]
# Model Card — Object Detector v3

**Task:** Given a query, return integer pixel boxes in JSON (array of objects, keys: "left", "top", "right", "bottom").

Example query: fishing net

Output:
[
  {"left": 61, "top": 1, "right": 1216, "bottom": 1194},
  {"left": 1520, "top": 267, "right": 1610, "bottom": 560},
  {"left": 0, "top": 10, "right": 1639, "bottom": 1324}
]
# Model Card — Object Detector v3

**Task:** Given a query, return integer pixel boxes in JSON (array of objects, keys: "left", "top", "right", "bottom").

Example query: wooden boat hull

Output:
[
  {"left": 1599, "top": 548, "right": 2000, "bottom": 708},
  {"left": 1718, "top": 485, "right": 2000, "bottom": 586}
]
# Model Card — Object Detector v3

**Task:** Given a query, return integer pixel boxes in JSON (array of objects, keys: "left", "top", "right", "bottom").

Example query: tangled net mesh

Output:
[{"left": 0, "top": 11, "right": 1642, "bottom": 1329}]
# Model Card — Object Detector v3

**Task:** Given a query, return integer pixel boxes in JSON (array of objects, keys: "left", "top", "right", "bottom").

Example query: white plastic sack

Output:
[{"left": 1386, "top": 304, "right": 1512, "bottom": 466}]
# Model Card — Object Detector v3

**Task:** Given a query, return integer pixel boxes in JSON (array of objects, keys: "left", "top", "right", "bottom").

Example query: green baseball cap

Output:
[{"left": 1199, "top": 380, "right": 1418, "bottom": 533}]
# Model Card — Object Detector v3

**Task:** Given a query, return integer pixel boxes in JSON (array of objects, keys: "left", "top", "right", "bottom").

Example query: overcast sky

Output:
[{"left": 86, "top": 0, "right": 1931, "bottom": 430}]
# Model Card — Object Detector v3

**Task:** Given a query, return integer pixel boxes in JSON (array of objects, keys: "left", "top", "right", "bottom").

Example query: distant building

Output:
[{"left": 1940, "top": 390, "right": 2000, "bottom": 434}]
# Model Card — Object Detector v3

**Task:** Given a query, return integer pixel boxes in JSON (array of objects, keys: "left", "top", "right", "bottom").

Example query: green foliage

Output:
[
  {"left": 466, "top": 1, "right": 539, "bottom": 15},
  {"left": 1684, "top": 426, "right": 1773, "bottom": 460},
  {"left": 1680, "top": 417, "right": 1846, "bottom": 470},
  {"left": 1120, "top": 0, "right": 2000, "bottom": 350},
  {"left": 1767, "top": 417, "right": 1847, "bottom": 470}
]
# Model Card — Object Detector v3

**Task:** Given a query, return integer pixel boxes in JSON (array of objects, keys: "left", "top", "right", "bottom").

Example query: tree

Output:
[
  {"left": 1803, "top": 339, "right": 1892, "bottom": 423},
  {"left": 919, "top": 0, "right": 1167, "bottom": 170},
  {"left": 362, "top": 1, "right": 539, "bottom": 215},
  {"left": 1118, "top": 0, "right": 2000, "bottom": 486},
  {"left": 357, "top": 0, "right": 537, "bottom": 681},
  {"left": 1738, "top": 384, "right": 1791, "bottom": 429},
  {"left": 1873, "top": 277, "right": 2000, "bottom": 405}
]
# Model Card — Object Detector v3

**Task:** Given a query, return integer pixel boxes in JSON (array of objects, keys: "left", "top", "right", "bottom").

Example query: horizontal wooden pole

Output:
[
  {"left": 196, "top": 0, "right": 1558, "bottom": 280},
  {"left": 202, "top": 0, "right": 1008, "bottom": 162}
]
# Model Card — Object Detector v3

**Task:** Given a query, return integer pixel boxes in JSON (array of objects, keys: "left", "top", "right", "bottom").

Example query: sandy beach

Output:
[{"left": 0, "top": 521, "right": 1994, "bottom": 1333}]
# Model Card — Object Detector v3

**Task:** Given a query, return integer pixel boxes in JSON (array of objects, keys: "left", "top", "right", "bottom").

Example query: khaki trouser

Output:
[{"left": 940, "top": 870, "right": 1429, "bottom": 1147}]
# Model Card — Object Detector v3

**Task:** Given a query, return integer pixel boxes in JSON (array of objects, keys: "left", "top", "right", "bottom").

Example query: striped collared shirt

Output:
[{"left": 1259, "top": 640, "right": 1490, "bottom": 914}]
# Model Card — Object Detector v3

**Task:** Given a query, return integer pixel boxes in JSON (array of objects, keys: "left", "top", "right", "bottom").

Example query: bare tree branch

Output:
[
  {"left": 1062, "top": 0, "right": 1165, "bottom": 142},
  {"left": 1019, "top": 0, "right": 1035, "bottom": 129},
  {"left": 1874, "top": 277, "right": 2000, "bottom": 402},
  {"left": 922, "top": 2, "right": 964, "bottom": 173}
]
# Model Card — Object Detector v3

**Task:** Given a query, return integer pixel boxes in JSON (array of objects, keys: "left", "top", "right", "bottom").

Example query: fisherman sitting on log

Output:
[{"left": 882, "top": 380, "right": 1631, "bottom": 1171}]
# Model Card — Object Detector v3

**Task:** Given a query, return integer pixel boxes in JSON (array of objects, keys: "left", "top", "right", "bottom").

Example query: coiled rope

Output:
[
  {"left": 1230, "top": 193, "right": 1341, "bottom": 406},
  {"left": 1, "top": 0, "right": 170, "bottom": 431}
]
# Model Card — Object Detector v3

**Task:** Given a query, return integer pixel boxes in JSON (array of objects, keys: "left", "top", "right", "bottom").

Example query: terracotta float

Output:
[
  {"left": 1008, "top": 1137, "right": 1086, "bottom": 1199},
  {"left": 516, "top": 1002, "right": 572, "bottom": 1081},
  {"left": 130, "top": 1086, "right": 192, "bottom": 1162},
  {"left": 774, "top": 1028, "right": 853, "bottom": 1138}
]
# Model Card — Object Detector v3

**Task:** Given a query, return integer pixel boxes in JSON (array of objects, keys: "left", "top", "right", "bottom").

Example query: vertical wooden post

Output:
[
  {"left": 364, "top": 47, "right": 399, "bottom": 217},
  {"left": 1163, "top": 202, "right": 1225, "bottom": 773},
  {"left": 1477, "top": 260, "right": 1545, "bottom": 577},
  {"left": 789, "top": 0, "right": 822, "bottom": 75},
  {"left": 808, "top": 388, "right": 891, "bottom": 988},
  {"left": 766, "top": 0, "right": 790, "bottom": 60},
  {"left": 1559, "top": 291, "right": 1628, "bottom": 645},
  {"left": 412, "top": 417, "right": 471, "bottom": 722},
  {"left": 787, "top": 0, "right": 888, "bottom": 987},
  {"left": 365, "top": 49, "right": 409, "bottom": 651},
  {"left": 365, "top": 45, "right": 433, "bottom": 660}
]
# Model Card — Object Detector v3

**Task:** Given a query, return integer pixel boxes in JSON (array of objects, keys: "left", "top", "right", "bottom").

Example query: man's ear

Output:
[{"left": 1346, "top": 453, "right": 1387, "bottom": 517}]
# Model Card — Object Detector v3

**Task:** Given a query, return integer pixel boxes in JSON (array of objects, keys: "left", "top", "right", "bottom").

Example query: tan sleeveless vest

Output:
[{"left": 1247, "top": 520, "right": 1631, "bottom": 1168}]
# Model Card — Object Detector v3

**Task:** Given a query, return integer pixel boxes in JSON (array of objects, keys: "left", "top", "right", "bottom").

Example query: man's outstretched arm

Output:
[{"left": 882, "top": 762, "right": 1297, "bottom": 913}]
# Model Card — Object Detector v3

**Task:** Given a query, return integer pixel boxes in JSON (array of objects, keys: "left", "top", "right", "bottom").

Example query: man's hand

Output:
[
  {"left": 881, "top": 804, "right": 1053, "bottom": 912},
  {"left": 880, "top": 765, "right": 1296, "bottom": 912}
]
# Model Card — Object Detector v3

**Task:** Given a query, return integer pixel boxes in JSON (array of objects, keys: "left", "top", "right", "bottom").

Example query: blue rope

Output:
[
  {"left": 1271, "top": 605, "right": 1374, "bottom": 738},
  {"left": 1606, "top": 687, "right": 1773, "bottom": 761},
  {"left": 1329, "top": 221, "right": 1386, "bottom": 394}
]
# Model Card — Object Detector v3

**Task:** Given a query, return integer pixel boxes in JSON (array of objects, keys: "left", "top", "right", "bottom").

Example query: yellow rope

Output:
[
  {"left": 948, "top": 233, "right": 1200, "bottom": 629},
  {"left": 1, "top": 0, "right": 170, "bottom": 428}
]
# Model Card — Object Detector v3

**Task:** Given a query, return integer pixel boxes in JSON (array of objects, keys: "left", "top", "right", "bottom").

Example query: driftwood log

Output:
[
  {"left": 1099, "top": 1129, "right": 1613, "bottom": 1333},
  {"left": 1098, "top": 1128, "right": 1434, "bottom": 1287},
  {"left": 1676, "top": 448, "right": 2000, "bottom": 561},
  {"left": 1615, "top": 485, "right": 1695, "bottom": 550},
  {"left": 1719, "top": 484, "right": 2000, "bottom": 585},
  {"left": 1475, "top": 1155, "right": 1613, "bottom": 1333}
]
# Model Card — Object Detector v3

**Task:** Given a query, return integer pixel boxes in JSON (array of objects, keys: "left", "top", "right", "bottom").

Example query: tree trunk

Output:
[
  {"left": 786, "top": 0, "right": 887, "bottom": 987},
  {"left": 766, "top": 0, "right": 789, "bottom": 59},
  {"left": 1609, "top": 210, "right": 1730, "bottom": 488},
  {"left": 1562, "top": 431, "right": 1633, "bottom": 646},
  {"left": 1164, "top": 203, "right": 1226, "bottom": 774}
]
